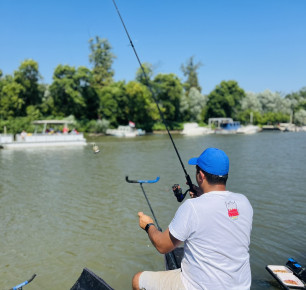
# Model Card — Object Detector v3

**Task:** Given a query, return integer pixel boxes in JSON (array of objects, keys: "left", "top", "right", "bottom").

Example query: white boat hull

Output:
[
  {"left": 106, "top": 126, "right": 145, "bottom": 137},
  {"left": 0, "top": 133, "right": 87, "bottom": 149},
  {"left": 237, "top": 125, "right": 261, "bottom": 134},
  {"left": 181, "top": 123, "right": 213, "bottom": 136}
]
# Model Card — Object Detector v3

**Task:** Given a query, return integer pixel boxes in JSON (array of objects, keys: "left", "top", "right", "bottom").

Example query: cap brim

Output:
[{"left": 188, "top": 157, "right": 198, "bottom": 165}]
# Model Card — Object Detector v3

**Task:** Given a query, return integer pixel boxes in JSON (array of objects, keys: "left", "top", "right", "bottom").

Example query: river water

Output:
[{"left": 0, "top": 132, "right": 305, "bottom": 290}]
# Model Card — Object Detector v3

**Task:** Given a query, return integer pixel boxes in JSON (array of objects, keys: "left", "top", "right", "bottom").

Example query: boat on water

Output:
[
  {"left": 0, "top": 120, "right": 86, "bottom": 149},
  {"left": 181, "top": 122, "right": 213, "bottom": 136},
  {"left": 70, "top": 268, "right": 114, "bottom": 290},
  {"left": 69, "top": 248, "right": 184, "bottom": 289},
  {"left": 106, "top": 124, "right": 146, "bottom": 137},
  {"left": 266, "top": 257, "right": 306, "bottom": 289},
  {"left": 262, "top": 123, "right": 299, "bottom": 132},
  {"left": 278, "top": 123, "right": 298, "bottom": 132},
  {"left": 208, "top": 118, "right": 241, "bottom": 134},
  {"left": 237, "top": 125, "right": 261, "bottom": 134},
  {"left": 236, "top": 112, "right": 261, "bottom": 134}
]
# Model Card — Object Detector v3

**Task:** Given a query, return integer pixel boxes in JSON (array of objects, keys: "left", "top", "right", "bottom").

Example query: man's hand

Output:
[
  {"left": 189, "top": 184, "right": 202, "bottom": 198},
  {"left": 138, "top": 212, "right": 154, "bottom": 230}
]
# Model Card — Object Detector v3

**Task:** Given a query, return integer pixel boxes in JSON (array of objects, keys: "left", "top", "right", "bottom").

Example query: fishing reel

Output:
[{"left": 172, "top": 184, "right": 202, "bottom": 202}]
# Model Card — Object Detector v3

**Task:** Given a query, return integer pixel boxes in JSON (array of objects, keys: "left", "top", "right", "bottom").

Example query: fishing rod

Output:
[
  {"left": 125, "top": 176, "right": 180, "bottom": 269},
  {"left": 9, "top": 274, "right": 36, "bottom": 290},
  {"left": 112, "top": 0, "right": 198, "bottom": 201}
]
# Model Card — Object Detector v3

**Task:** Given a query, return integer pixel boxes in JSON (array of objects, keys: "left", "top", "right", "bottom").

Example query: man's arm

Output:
[{"left": 138, "top": 212, "right": 182, "bottom": 254}]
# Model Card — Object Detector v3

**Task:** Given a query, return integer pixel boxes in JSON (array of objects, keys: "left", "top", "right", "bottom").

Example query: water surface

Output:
[{"left": 0, "top": 132, "right": 305, "bottom": 289}]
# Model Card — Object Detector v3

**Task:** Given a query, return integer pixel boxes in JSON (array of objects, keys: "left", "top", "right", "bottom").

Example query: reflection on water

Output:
[{"left": 0, "top": 132, "right": 305, "bottom": 289}]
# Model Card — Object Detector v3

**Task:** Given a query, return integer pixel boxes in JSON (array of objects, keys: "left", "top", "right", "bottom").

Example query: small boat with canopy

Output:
[{"left": 0, "top": 120, "right": 86, "bottom": 149}]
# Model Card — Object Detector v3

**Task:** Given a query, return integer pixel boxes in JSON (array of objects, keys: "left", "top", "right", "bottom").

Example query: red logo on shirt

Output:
[{"left": 226, "top": 201, "right": 239, "bottom": 220}]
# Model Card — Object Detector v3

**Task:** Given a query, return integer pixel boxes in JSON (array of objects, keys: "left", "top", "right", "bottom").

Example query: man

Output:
[{"left": 132, "top": 148, "right": 253, "bottom": 290}]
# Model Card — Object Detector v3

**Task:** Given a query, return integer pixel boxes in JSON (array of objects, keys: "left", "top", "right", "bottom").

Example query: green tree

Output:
[
  {"left": 0, "top": 75, "right": 25, "bottom": 119},
  {"left": 180, "top": 88, "right": 207, "bottom": 122},
  {"left": 89, "top": 37, "right": 116, "bottom": 88},
  {"left": 204, "top": 80, "right": 245, "bottom": 121},
  {"left": 153, "top": 73, "right": 184, "bottom": 123},
  {"left": 98, "top": 81, "right": 127, "bottom": 126},
  {"left": 49, "top": 65, "right": 86, "bottom": 118},
  {"left": 181, "top": 56, "right": 202, "bottom": 94},
  {"left": 135, "top": 63, "right": 154, "bottom": 86},
  {"left": 259, "top": 112, "right": 290, "bottom": 125},
  {"left": 14, "top": 59, "right": 42, "bottom": 116},
  {"left": 241, "top": 92, "right": 262, "bottom": 112},
  {"left": 125, "top": 81, "right": 159, "bottom": 131},
  {"left": 40, "top": 84, "right": 53, "bottom": 116},
  {"left": 285, "top": 87, "right": 306, "bottom": 123},
  {"left": 237, "top": 109, "right": 262, "bottom": 125},
  {"left": 295, "top": 109, "right": 306, "bottom": 125},
  {"left": 257, "top": 90, "right": 287, "bottom": 114},
  {"left": 75, "top": 66, "right": 99, "bottom": 119}
]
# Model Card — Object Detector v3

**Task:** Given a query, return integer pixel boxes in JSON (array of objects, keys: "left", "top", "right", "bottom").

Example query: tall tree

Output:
[
  {"left": 188, "top": 88, "right": 207, "bottom": 122},
  {"left": 49, "top": 65, "right": 86, "bottom": 118},
  {"left": 75, "top": 66, "right": 99, "bottom": 119},
  {"left": 89, "top": 37, "right": 116, "bottom": 88},
  {"left": 257, "top": 90, "right": 287, "bottom": 114},
  {"left": 241, "top": 92, "right": 262, "bottom": 112},
  {"left": 295, "top": 109, "right": 306, "bottom": 125},
  {"left": 180, "top": 88, "right": 207, "bottom": 122},
  {"left": 153, "top": 73, "right": 184, "bottom": 122},
  {"left": 204, "top": 80, "right": 245, "bottom": 121},
  {"left": 98, "top": 81, "right": 127, "bottom": 126},
  {"left": 181, "top": 56, "right": 202, "bottom": 94},
  {"left": 135, "top": 63, "right": 154, "bottom": 86},
  {"left": 0, "top": 75, "right": 25, "bottom": 118},
  {"left": 285, "top": 88, "right": 306, "bottom": 123},
  {"left": 14, "top": 59, "right": 42, "bottom": 116},
  {"left": 125, "top": 81, "right": 159, "bottom": 131}
]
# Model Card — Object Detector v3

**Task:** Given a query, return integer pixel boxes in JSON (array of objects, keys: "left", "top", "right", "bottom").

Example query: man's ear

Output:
[{"left": 198, "top": 170, "right": 205, "bottom": 183}]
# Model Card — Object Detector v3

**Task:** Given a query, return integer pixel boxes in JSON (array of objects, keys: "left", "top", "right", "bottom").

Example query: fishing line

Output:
[{"left": 111, "top": 0, "right": 196, "bottom": 198}]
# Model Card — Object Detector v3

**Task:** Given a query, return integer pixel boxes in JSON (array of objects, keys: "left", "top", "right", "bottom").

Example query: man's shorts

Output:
[{"left": 139, "top": 268, "right": 185, "bottom": 290}]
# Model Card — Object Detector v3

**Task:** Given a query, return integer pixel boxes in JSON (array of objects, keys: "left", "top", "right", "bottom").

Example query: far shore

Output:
[{"left": 86, "top": 130, "right": 182, "bottom": 137}]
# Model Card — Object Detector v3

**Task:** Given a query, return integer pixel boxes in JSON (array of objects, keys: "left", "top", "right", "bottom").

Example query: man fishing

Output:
[{"left": 132, "top": 147, "right": 253, "bottom": 290}]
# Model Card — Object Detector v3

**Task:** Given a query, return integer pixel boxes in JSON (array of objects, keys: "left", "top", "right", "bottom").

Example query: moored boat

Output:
[
  {"left": 71, "top": 268, "right": 114, "bottom": 290},
  {"left": 181, "top": 123, "right": 213, "bottom": 136},
  {"left": 266, "top": 258, "right": 306, "bottom": 289},
  {"left": 209, "top": 118, "right": 241, "bottom": 134},
  {"left": 0, "top": 120, "right": 87, "bottom": 149},
  {"left": 106, "top": 124, "right": 145, "bottom": 137},
  {"left": 237, "top": 125, "right": 261, "bottom": 134}
]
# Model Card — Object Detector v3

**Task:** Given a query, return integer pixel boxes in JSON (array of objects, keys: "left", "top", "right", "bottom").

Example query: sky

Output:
[{"left": 0, "top": 0, "right": 305, "bottom": 95}]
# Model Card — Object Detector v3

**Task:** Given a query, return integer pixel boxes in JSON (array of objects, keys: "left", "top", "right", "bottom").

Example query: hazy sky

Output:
[{"left": 1, "top": 0, "right": 305, "bottom": 95}]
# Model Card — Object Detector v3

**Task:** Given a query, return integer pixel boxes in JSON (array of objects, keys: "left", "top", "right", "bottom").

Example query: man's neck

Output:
[{"left": 203, "top": 184, "right": 226, "bottom": 194}]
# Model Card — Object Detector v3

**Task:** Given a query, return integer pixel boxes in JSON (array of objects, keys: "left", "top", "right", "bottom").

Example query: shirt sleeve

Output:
[{"left": 169, "top": 200, "right": 197, "bottom": 242}]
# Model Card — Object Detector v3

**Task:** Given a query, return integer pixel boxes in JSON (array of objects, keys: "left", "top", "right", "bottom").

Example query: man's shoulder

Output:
[{"left": 227, "top": 191, "right": 249, "bottom": 199}]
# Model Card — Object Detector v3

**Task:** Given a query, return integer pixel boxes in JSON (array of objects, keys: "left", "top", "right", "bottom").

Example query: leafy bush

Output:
[
  {"left": 152, "top": 121, "right": 184, "bottom": 131},
  {"left": 0, "top": 117, "right": 35, "bottom": 134}
]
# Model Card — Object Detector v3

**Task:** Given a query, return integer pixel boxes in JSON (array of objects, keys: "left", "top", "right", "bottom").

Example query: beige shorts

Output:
[{"left": 139, "top": 268, "right": 185, "bottom": 290}]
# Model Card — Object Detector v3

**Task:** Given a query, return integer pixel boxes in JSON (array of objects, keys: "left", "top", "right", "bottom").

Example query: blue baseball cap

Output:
[{"left": 188, "top": 148, "right": 229, "bottom": 176}]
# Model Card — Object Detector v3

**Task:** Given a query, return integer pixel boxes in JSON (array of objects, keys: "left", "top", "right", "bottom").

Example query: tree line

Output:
[{"left": 0, "top": 36, "right": 305, "bottom": 134}]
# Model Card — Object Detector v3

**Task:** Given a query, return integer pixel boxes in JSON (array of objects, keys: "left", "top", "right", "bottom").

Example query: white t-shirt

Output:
[{"left": 169, "top": 191, "right": 253, "bottom": 290}]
